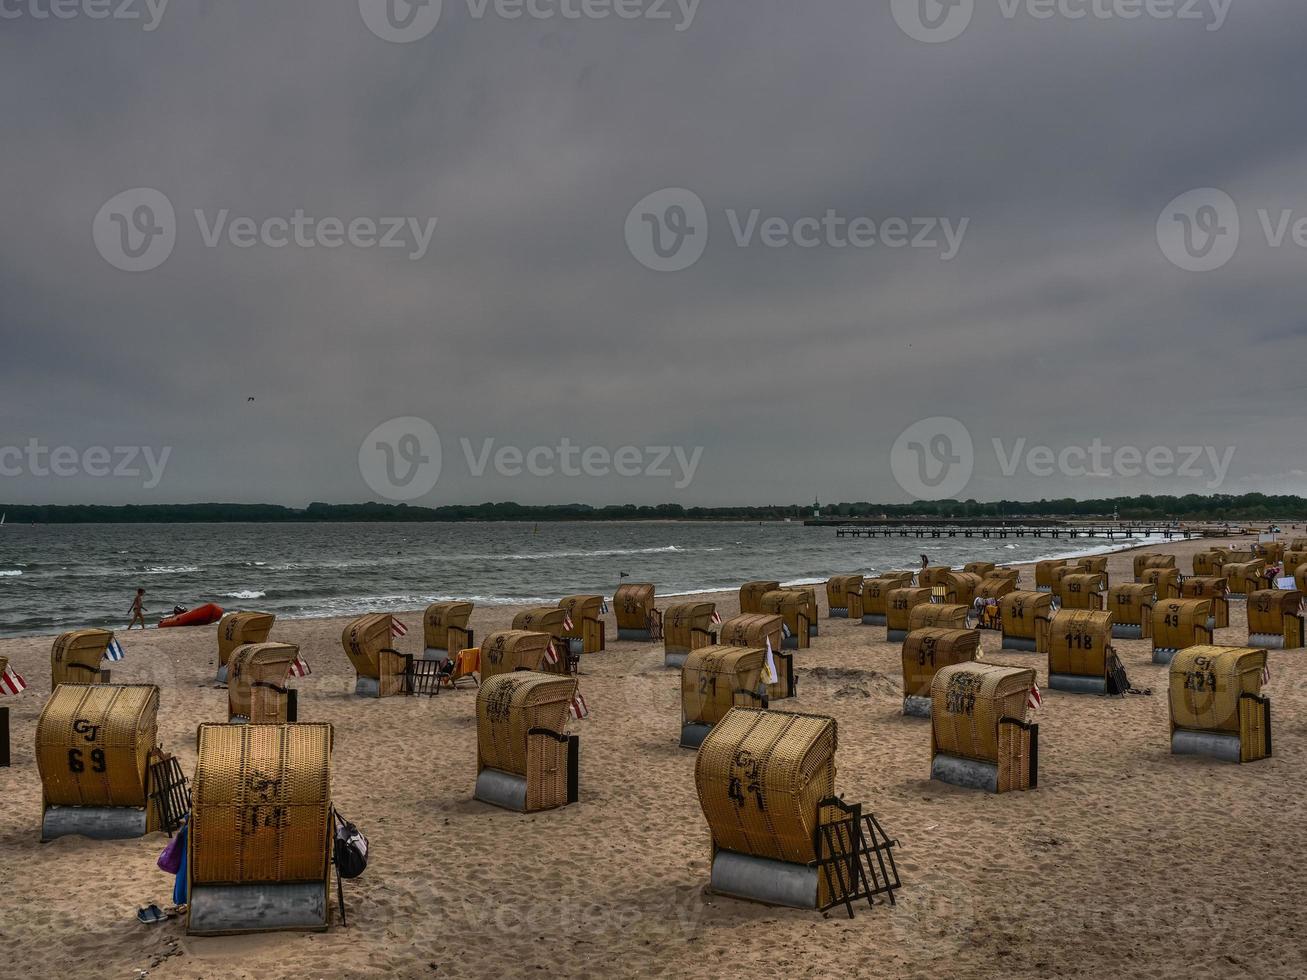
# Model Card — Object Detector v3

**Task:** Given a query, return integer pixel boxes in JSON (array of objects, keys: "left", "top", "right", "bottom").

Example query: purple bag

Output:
[{"left": 157, "top": 829, "right": 185, "bottom": 874}]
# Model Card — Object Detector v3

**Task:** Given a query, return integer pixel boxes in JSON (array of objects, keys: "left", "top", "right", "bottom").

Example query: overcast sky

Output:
[{"left": 2, "top": 0, "right": 1305, "bottom": 507}]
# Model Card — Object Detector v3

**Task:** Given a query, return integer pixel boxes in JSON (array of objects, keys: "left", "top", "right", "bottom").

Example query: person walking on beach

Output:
[
  {"left": 920, "top": 554, "right": 929, "bottom": 570},
  {"left": 128, "top": 588, "right": 147, "bottom": 630}
]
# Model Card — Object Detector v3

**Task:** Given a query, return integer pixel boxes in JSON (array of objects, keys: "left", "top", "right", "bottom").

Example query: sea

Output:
[{"left": 0, "top": 521, "right": 1169, "bottom": 637}]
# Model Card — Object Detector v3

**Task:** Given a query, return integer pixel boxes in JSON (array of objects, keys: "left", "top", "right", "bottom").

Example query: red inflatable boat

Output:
[{"left": 158, "top": 603, "right": 225, "bottom": 629}]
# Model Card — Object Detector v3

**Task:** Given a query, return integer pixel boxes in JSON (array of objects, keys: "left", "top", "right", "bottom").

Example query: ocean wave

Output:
[
  {"left": 495, "top": 545, "right": 714, "bottom": 560},
  {"left": 0, "top": 570, "right": 21, "bottom": 577},
  {"left": 223, "top": 590, "right": 267, "bottom": 600},
  {"left": 145, "top": 565, "right": 202, "bottom": 575}
]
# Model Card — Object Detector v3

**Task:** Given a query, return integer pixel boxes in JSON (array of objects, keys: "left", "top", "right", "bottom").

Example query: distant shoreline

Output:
[{"left": 0, "top": 494, "right": 1302, "bottom": 525}]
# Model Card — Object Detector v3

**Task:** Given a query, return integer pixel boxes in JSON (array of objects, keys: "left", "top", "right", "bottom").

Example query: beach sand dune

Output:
[{"left": 2, "top": 538, "right": 1304, "bottom": 978}]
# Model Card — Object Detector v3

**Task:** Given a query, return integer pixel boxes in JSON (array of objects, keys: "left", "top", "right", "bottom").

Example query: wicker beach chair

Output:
[
  {"left": 50, "top": 629, "right": 114, "bottom": 688},
  {"left": 918, "top": 566, "right": 952, "bottom": 590},
  {"left": 479, "top": 629, "right": 553, "bottom": 682},
  {"left": 789, "top": 585, "right": 821, "bottom": 637},
  {"left": 558, "top": 594, "right": 605, "bottom": 655},
  {"left": 940, "top": 572, "right": 984, "bottom": 607},
  {"left": 1107, "top": 583, "right": 1156, "bottom": 639},
  {"left": 860, "top": 573, "right": 915, "bottom": 625},
  {"left": 739, "top": 581, "right": 780, "bottom": 616},
  {"left": 1181, "top": 577, "right": 1230, "bottom": 628},
  {"left": 760, "top": 590, "right": 812, "bottom": 650},
  {"left": 227, "top": 642, "right": 299, "bottom": 724},
  {"left": 930, "top": 663, "right": 1038, "bottom": 793},
  {"left": 985, "top": 567, "right": 1022, "bottom": 587},
  {"left": 216, "top": 612, "right": 275, "bottom": 683},
  {"left": 36, "top": 684, "right": 168, "bottom": 841},
  {"left": 1152, "top": 599, "right": 1214, "bottom": 664},
  {"left": 1247, "top": 590, "right": 1305, "bottom": 649},
  {"left": 422, "top": 601, "right": 474, "bottom": 663},
  {"left": 885, "top": 587, "right": 933, "bottom": 643},
  {"left": 1168, "top": 647, "right": 1271, "bottom": 763},
  {"left": 825, "top": 575, "right": 865, "bottom": 619},
  {"left": 1222, "top": 560, "right": 1266, "bottom": 598},
  {"left": 188, "top": 722, "right": 334, "bottom": 934},
  {"left": 614, "top": 583, "right": 661, "bottom": 641},
  {"left": 719, "top": 614, "right": 792, "bottom": 701},
  {"left": 663, "top": 601, "right": 719, "bottom": 668},
  {"left": 1080, "top": 556, "right": 1110, "bottom": 578},
  {"left": 1047, "top": 610, "right": 1126, "bottom": 695},
  {"left": 1034, "top": 559, "right": 1072, "bottom": 592},
  {"left": 1192, "top": 549, "right": 1225, "bottom": 577},
  {"left": 1282, "top": 550, "right": 1307, "bottom": 581},
  {"left": 974, "top": 575, "right": 1017, "bottom": 605},
  {"left": 474, "top": 672, "right": 578, "bottom": 813},
  {"left": 908, "top": 602, "right": 970, "bottom": 632},
  {"left": 1134, "top": 554, "right": 1176, "bottom": 582},
  {"left": 1140, "top": 567, "right": 1182, "bottom": 600},
  {"left": 341, "top": 614, "right": 409, "bottom": 697},
  {"left": 901, "top": 628, "right": 981, "bottom": 717},
  {"left": 513, "top": 607, "right": 574, "bottom": 675},
  {"left": 694, "top": 708, "right": 900, "bottom": 916},
  {"left": 1058, "top": 572, "right": 1108, "bottom": 611},
  {"left": 963, "top": 561, "right": 996, "bottom": 576},
  {"left": 680, "top": 645, "right": 766, "bottom": 748},
  {"left": 999, "top": 590, "right": 1056, "bottom": 652},
  {"left": 1254, "top": 541, "right": 1285, "bottom": 564}
]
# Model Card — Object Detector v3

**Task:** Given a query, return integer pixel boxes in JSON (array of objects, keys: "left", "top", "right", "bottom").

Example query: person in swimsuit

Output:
[{"left": 129, "top": 588, "right": 147, "bottom": 630}]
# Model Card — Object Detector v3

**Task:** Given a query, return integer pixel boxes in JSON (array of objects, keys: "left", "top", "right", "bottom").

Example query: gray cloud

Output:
[{"left": 1, "top": 0, "right": 1305, "bottom": 506}]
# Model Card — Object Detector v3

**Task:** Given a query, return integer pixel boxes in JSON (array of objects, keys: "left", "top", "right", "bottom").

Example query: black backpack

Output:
[{"left": 333, "top": 809, "right": 369, "bottom": 879}]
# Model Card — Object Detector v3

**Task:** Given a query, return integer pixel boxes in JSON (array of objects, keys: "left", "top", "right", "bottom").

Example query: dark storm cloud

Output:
[{"left": 1, "top": 0, "right": 1305, "bottom": 506}]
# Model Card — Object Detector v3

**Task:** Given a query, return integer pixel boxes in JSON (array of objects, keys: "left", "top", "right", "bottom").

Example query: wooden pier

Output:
[{"left": 808, "top": 520, "right": 1206, "bottom": 541}]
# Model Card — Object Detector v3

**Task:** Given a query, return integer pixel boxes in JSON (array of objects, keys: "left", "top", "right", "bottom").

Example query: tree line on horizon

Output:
[{"left": 0, "top": 493, "right": 1302, "bottom": 524}]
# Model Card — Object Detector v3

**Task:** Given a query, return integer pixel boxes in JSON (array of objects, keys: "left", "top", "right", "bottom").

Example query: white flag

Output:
[{"left": 762, "top": 637, "right": 779, "bottom": 685}]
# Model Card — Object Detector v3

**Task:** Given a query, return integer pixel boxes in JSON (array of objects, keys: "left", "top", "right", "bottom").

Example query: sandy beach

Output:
[{"left": 2, "top": 535, "right": 1304, "bottom": 979}]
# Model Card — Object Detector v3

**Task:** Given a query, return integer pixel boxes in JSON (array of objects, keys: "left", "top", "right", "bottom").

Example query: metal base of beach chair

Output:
[
  {"left": 1152, "top": 647, "right": 1179, "bottom": 665},
  {"left": 42, "top": 805, "right": 148, "bottom": 842},
  {"left": 709, "top": 850, "right": 819, "bottom": 910},
  {"left": 1249, "top": 632, "right": 1287, "bottom": 649},
  {"left": 861, "top": 614, "right": 886, "bottom": 626},
  {"left": 1036, "top": 586, "right": 1052, "bottom": 592},
  {"left": 1171, "top": 730, "right": 1242, "bottom": 764},
  {"left": 1001, "top": 636, "right": 1039, "bottom": 652},
  {"left": 188, "top": 882, "right": 330, "bottom": 935},
  {"left": 829, "top": 608, "right": 848, "bottom": 619},
  {"left": 931, "top": 754, "right": 1000, "bottom": 793},
  {"left": 1048, "top": 673, "right": 1108, "bottom": 695},
  {"left": 665, "top": 649, "right": 689, "bottom": 669},
  {"left": 679, "top": 723, "right": 713, "bottom": 749},
  {"left": 354, "top": 676, "right": 380, "bottom": 697},
  {"left": 422, "top": 647, "right": 450, "bottom": 662},
  {"left": 215, "top": 664, "right": 229, "bottom": 684},
  {"left": 1112, "top": 624, "right": 1144, "bottom": 640},
  {"left": 617, "top": 628, "right": 653, "bottom": 641},
  {"left": 902, "top": 695, "right": 931, "bottom": 718},
  {"left": 886, "top": 628, "right": 909, "bottom": 643},
  {"left": 474, "top": 768, "right": 529, "bottom": 811}
]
